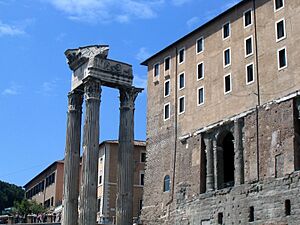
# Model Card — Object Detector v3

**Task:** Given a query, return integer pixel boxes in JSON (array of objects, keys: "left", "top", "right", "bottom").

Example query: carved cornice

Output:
[
  {"left": 65, "top": 45, "right": 109, "bottom": 71},
  {"left": 68, "top": 90, "right": 83, "bottom": 112},
  {"left": 119, "top": 87, "right": 143, "bottom": 110},
  {"left": 84, "top": 78, "right": 101, "bottom": 101}
]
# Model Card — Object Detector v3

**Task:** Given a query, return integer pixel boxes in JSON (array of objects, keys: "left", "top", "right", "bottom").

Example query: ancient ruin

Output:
[{"left": 62, "top": 45, "right": 142, "bottom": 225}]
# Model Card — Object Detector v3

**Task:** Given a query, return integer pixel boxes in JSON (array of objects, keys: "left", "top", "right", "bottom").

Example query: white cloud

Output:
[
  {"left": 172, "top": 0, "right": 191, "bottom": 6},
  {"left": 38, "top": 79, "right": 60, "bottom": 96},
  {"left": 136, "top": 47, "right": 151, "bottom": 61},
  {"left": 2, "top": 82, "right": 22, "bottom": 96},
  {"left": 186, "top": 16, "right": 200, "bottom": 29},
  {"left": 46, "top": 0, "right": 164, "bottom": 23},
  {"left": 0, "top": 21, "right": 25, "bottom": 37},
  {"left": 133, "top": 74, "right": 147, "bottom": 90}
]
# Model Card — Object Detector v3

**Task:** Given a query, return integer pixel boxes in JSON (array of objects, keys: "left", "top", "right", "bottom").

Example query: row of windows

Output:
[{"left": 26, "top": 172, "right": 56, "bottom": 199}]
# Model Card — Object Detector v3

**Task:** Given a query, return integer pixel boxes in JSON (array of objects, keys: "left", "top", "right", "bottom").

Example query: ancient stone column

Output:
[
  {"left": 116, "top": 87, "right": 142, "bottom": 225},
  {"left": 204, "top": 137, "right": 214, "bottom": 191},
  {"left": 79, "top": 78, "right": 101, "bottom": 225},
  {"left": 234, "top": 118, "right": 244, "bottom": 185},
  {"left": 62, "top": 90, "right": 83, "bottom": 225}
]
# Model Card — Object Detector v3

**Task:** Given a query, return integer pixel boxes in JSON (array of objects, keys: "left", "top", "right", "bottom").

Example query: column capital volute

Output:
[
  {"left": 67, "top": 89, "right": 83, "bottom": 112},
  {"left": 83, "top": 78, "right": 101, "bottom": 101},
  {"left": 119, "top": 86, "right": 143, "bottom": 110}
]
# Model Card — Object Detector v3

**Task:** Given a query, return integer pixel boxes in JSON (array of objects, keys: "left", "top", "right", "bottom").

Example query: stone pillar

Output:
[
  {"left": 204, "top": 137, "right": 214, "bottom": 191},
  {"left": 116, "top": 87, "right": 142, "bottom": 225},
  {"left": 234, "top": 118, "right": 244, "bottom": 185},
  {"left": 79, "top": 78, "right": 101, "bottom": 225},
  {"left": 62, "top": 90, "right": 83, "bottom": 225}
]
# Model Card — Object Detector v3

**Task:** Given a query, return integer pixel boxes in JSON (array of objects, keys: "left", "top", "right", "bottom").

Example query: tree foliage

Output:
[
  {"left": 0, "top": 180, "right": 24, "bottom": 213},
  {"left": 13, "top": 199, "right": 45, "bottom": 217}
]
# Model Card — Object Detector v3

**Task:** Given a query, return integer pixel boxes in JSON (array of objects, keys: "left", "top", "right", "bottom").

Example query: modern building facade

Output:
[
  {"left": 24, "top": 160, "right": 64, "bottom": 210},
  {"left": 141, "top": 0, "right": 300, "bottom": 224},
  {"left": 24, "top": 140, "right": 146, "bottom": 224},
  {"left": 96, "top": 140, "right": 146, "bottom": 224}
]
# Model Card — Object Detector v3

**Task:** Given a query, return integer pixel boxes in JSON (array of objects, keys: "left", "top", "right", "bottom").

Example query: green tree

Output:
[
  {"left": 0, "top": 180, "right": 24, "bottom": 213},
  {"left": 13, "top": 199, "right": 45, "bottom": 217}
]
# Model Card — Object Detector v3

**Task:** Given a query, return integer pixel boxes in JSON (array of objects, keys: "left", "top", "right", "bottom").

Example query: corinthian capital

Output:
[
  {"left": 68, "top": 90, "right": 83, "bottom": 112},
  {"left": 119, "top": 87, "right": 143, "bottom": 110},
  {"left": 84, "top": 78, "right": 101, "bottom": 101}
]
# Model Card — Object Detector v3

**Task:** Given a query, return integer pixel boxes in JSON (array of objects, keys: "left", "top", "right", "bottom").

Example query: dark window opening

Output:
[
  {"left": 222, "top": 132, "right": 235, "bottom": 186},
  {"left": 224, "top": 49, "right": 230, "bottom": 66},
  {"left": 165, "top": 57, "right": 170, "bottom": 71},
  {"left": 197, "top": 38, "right": 203, "bottom": 53},
  {"left": 218, "top": 212, "right": 223, "bottom": 224},
  {"left": 141, "top": 152, "right": 146, "bottom": 163},
  {"left": 179, "top": 73, "right": 185, "bottom": 89},
  {"left": 246, "top": 37, "right": 253, "bottom": 56},
  {"left": 249, "top": 206, "right": 254, "bottom": 222},
  {"left": 165, "top": 80, "right": 170, "bottom": 97},
  {"left": 179, "top": 49, "right": 184, "bottom": 63},
  {"left": 140, "top": 173, "right": 144, "bottom": 186},
  {"left": 275, "top": 0, "right": 284, "bottom": 10},
  {"left": 247, "top": 64, "right": 254, "bottom": 83},
  {"left": 97, "top": 198, "right": 101, "bottom": 212},
  {"left": 277, "top": 20, "right": 285, "bottom": 40},
  {"left": 154, "top": 64, "right": 159, "bottom": 77},
  {"left": 179, "top": 97, "right": 185, "bottom": 114},
  {"left": 198, "top": 88, "right": 204, "bottom": 105},
  {"left": 278, "top": 48, "right": 287, "bottom": 69},
  {"left": 163, "top": 175, "right": 170, "bottom": 192},
  {"left": 223, "top": 22, "right": 230, "bottom": 39},
  {"left": 285, "top": 199, "right": 291, "bottom": 216},
  {"left": 164, "top": 104, "right": 170, "bottom": 120},
  {"left": 198, "top": 63, "right": 204, "bottom": 80},
  {"left": 224, "top": 74, "right": 231, "bottom": 93},
  {"left": 244, "top": 10, "right": 252, "bottom": 27}
]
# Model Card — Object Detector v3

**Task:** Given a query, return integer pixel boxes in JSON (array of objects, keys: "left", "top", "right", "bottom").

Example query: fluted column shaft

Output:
[
  {"left": 62, "top": 91, "right": 83, "bottom": 225},
  {"left": 204, "top": 137, "right": 214, "bottom": 191},
  {"left": 116, "top": 87, "right": 141, "bottom": 225},
  {"left": 79, "top": 79, "right": 101, "bottom": 225},
  {"left": 234, "top": 118, "right": 244, "bottom": 185}
]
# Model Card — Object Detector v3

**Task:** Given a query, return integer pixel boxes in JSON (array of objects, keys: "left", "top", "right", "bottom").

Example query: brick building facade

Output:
[{"left": 141, "top": 0, "right": 300, "bottom": 224}]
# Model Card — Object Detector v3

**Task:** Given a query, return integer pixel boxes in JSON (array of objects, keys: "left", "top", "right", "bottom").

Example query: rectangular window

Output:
[
  {"left": 223, "top": 22, "right": 230, "bottom": 39},
  {"left": 164, "top": 79, "right": 170, "bottom": 97},
  {"left": 99, "top": 175, "right": 102, "bottom": 184},
  {"left": 178, "top": 96, "right": 185, "bottom": 114},
  {"left": 154, "top": 63, "right": 159, "bottom": 77},
  {"left": 178, "top": 73, "right": 185, "bottom": 90},
  {"left": 224, "top": 48, "right": 231, "bottom": 67},
  {"left": 178, "top": 48, "right": 185, "bottom": 64},
  {"left": 244, "top": 9, "right": 252, "bottom": 28},
  {"left": 198, "top": 87, "right": 204, "bottom": 106},
  {"left": 245, "top": 36, "right": 253, "bottom": 57},
  {"left": 224, "top": 74, "right": 232, "bottom": 94},
  {"left": 276, "top": 19, "right": 286, "bottom": 41},
  {"left": 197, "top": 62, "right": 204, "bottom": 80},
  {"left": 196, "top": 37, "right": 204, "bottom": 54},
  {"left": 164, "top": 56, "right": 170, "bottom": 71},
  {"left": 97, "top": 198, "right": 101, "bottom": 212},
  {"left": 164, "top": 103, "right": 170, "bottom": 121},
  {"left": 140, "top": 172, "right": 145, "bottom": 186},
  {"left": 141, "top": 152, "right": 146, "bottom": 163},
  {"left": 274, "top": 0, "right": 284, "bottom": 11},
  {"left": 246, "top": 63, "right": 254, "bottom": 84},
  {"left": 278, "top": 47, "right": 287, "bottom": 70}
]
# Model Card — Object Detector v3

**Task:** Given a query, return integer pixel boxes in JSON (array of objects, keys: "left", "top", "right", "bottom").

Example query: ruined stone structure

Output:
[
  {"left": 62, "top": 45, "right": 142, "bottom": 225},
  {"left": 141, "top": 0, "right": 300, "bottom": 224}
]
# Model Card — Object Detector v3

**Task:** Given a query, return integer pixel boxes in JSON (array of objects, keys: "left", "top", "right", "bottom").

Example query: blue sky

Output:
[{"left": 0, "top": 0, "right": 240, "bottom": 186}]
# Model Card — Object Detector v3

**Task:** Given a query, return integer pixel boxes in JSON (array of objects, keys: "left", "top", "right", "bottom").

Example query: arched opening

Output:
[
  {"left": 163, "top": 175, "right": 170, "bottom": 192},
  {"left": 222, "top": 132, "right": 235, "bottom": 186}
]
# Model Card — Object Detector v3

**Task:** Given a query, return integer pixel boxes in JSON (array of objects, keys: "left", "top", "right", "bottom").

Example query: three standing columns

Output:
[
  {"left": 62, "top": 90, "right": 83, "bottom": 225},
  {"left": 116, "top": 87, "right": 142, "bottom": 225}
]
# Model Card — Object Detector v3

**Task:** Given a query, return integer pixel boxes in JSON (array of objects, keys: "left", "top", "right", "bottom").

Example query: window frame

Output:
[
  {"left": 274, "top": 0, "right": 284, "bottom": 12},
  {"left": 223, "top": 47, "right": 231, "bottom": 68},
  {"left": 244, "top": 35, "right": 254, "bottom": 58},
  {"left": 163, "top": 175, "right": 171, "bottom": 192},
  {"left": 245, "top": 62, "right": 255, "bottom": 85},
  {"left": 243, "top": 9, "right": 253, "bottom": 28},
  {"left": 197, "top": 86, "right": 205, "bottom": 106},
  {"left": 196, "top": 36, "right": 204, "bottom": 54},
  {"left": 164, "top": 56, "right": 171, "bottom": 73},
  {"left": 178, "top": 47, "right": 185, "bottom": 64},
  {"left": 153, "top": 63, "right": 160, "bottom": 77},
  {"left": 164, "top": 102, "right": 170, "bottom": 121},
  {"left": 140, "top": 151, "right": 146, "bottom": 163},
  {"left": 275, "top": 18, "right": 286, "bottom": 42},
  {"left": 178, "top": 72, "right": 185, "bottom": 90},
  {"left": 277, "top": 46, "right": 287, "bottom": 70},
  {"left": 139, "top": 171, "right": 145, "bottom": 186},
  {"left": 224, "top": 73, "right": 232, "bottom": 94},
  {"left": 178, "top": 96, "right": 185, "bottom": 115},
  {"left": 222, "top": 21, "right": 231, "bottom": 40},
  {"left": 164, "top": 79, "right": 170, "bottom": 97},
  {"left": 197, "top": 62, "right": 204, "bottom": 81}
]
